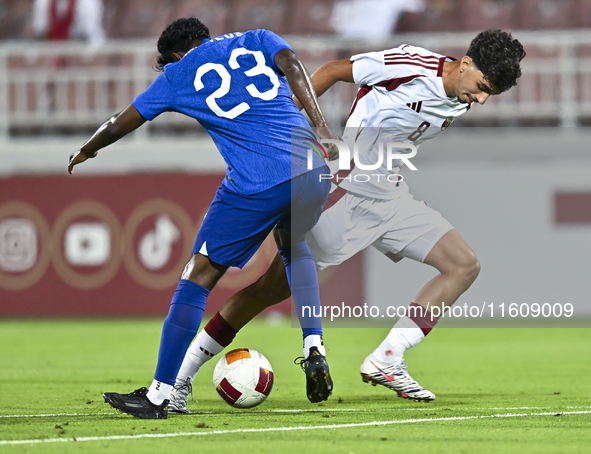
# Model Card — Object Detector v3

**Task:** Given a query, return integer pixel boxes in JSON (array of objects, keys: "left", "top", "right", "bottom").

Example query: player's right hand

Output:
[{"left": 68, "top": 149, "right": 96, "bottom": 174}]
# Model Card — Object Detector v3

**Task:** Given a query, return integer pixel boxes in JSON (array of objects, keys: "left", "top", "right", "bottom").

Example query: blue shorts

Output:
[{"left": 193, "top": 166, "right": 330, "bottom": 268}]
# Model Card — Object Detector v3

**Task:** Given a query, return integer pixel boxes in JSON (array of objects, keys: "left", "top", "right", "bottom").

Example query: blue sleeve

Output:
[
  {"left": 132, "top": 72, "right": 175, "bottom": 121},
  {"left": 258, "top": 29, "right": 294, "bottom": 72}
]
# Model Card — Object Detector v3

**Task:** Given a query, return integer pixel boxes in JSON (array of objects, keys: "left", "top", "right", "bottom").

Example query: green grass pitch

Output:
[{"left": 0, "top": 318, "right": 590, "bottom": 453}]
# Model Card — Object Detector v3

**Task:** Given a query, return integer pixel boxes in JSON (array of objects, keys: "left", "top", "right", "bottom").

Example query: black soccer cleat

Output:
[
  {"left": 103, "top": 387, "right": 169, "bottom": 420},
  {"left": 295, "top": 347, "right": 333, "bottom": 403}
]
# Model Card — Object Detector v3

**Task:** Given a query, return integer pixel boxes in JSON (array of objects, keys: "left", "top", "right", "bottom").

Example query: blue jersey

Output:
[{"left": 132, "top": 29, "right": 323, "bottom": 195}]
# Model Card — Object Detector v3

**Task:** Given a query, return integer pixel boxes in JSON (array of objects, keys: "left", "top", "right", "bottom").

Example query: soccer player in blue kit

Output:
[{"left": 68, "top": 18, "right": 339, "bottom": 419}]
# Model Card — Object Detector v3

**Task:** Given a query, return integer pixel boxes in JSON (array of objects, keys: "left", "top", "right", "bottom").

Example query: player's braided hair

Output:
[
  {"left": 155, "top": 17, "right": 211, "bottom": 71},
  {"left": 466, "top": 29, "right": 526, "bottom": 93}
]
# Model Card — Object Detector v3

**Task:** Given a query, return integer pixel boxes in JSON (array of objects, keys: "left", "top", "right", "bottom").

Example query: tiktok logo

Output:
[{"left": 138, "top": 215, "right": 180, "bottom": 270}]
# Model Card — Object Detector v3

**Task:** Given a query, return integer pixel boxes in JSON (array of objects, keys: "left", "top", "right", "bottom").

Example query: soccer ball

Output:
[{"left": 213, "top": 348, "right": 274, "bottom": 409}]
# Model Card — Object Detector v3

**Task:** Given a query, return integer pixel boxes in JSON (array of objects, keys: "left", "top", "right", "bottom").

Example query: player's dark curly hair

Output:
[
  {"left": 155, "top": 17, "right": 211, "bottom": 71},
  {"left": 466, "top": 29, "right": 526, "bottom": 93}
]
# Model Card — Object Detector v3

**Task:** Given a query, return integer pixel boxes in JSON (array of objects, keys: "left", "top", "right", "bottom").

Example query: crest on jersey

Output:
[{"left": 441, "top": 116, "right": 455, "bottom": 130}]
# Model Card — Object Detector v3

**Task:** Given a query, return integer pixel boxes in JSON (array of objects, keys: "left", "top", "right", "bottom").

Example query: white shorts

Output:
[{"left": 306, "top": 186, "right": 454, "bottom": 271}]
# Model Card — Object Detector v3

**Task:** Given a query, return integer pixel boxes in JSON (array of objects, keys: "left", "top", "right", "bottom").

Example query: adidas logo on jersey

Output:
[{"left": 406, "top": 101, "right": 423, "bottom": 113}]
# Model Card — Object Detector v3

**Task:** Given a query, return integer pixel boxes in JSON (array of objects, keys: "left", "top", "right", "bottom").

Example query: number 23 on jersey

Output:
[{"left": 194, "top": 47, "right": 280, "bottom": 119}]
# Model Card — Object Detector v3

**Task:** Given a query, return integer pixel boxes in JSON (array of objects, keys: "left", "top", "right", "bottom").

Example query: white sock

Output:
[
  {"left": 372, "top": 316, "right": 425, "bottom": 364},
  {"left": 176, "top": 329, "right": 225, "bottom": 385},
  {"left": 146, "top": 380, "right": 173, "bottom": 405},
  {"left": 303, "top": 334, "right": 326, "bottom": 357}
]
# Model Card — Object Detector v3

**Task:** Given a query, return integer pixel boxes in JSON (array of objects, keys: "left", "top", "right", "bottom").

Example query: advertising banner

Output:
[{"left": 0, "top": 173, "right": 363, "bottom": 317}]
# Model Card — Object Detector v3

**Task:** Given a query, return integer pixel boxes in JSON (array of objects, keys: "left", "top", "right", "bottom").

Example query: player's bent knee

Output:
[
  {"left": 466, "top": 256, "right": 481, "bottom": 284},
  {"left": 180, "top": 253, "right": 227, "bottom": 290},
  {"left": 453, "top": 250, "right": 480, "bottom": 287},
  {"left": 440, "top": 246, "right": 480, "bottom": 287}
]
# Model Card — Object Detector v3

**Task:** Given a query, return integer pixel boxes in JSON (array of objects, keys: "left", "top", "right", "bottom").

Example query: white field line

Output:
[
  {"left": 0, "top": 413, "right": 113, "bottom": 419},
  {"left": 1, "top": 410, "right": 590, "bottom": 445},
  {"left": 1, "top": 405, "right": 590, "bottom": 419}
]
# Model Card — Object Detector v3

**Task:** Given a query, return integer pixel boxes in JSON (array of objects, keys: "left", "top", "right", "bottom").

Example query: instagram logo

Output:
[{"left": 0, "top": 219, "right": 38, "bottom": 272}]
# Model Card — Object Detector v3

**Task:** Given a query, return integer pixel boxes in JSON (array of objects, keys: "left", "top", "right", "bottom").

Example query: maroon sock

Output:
[
  {"left": 204, "top": 312, "right": 238, "bottom": 347},
  {"left": 405, "top": 302, "right": 439, "bottom": 336}
]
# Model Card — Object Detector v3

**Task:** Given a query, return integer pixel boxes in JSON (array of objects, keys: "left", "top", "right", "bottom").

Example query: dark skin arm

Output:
[
  {"left": 69, "top": 50, "right": 341, "bottom": 172},
  {"left": 274, "top": 48, "right": 340, "bottom": 160},
  {"left": 67, "top": 104, "right": 147, "bottom": 174},
  {"left": 293, "top": 59, "right": 355, "bottom": 110}
]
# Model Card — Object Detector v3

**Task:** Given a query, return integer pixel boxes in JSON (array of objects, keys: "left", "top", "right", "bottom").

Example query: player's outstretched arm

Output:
[
  {"left": 274, "top": 48, "right": 340, "bottom": 159},
  {"left": 68, "top": 104, "right": 147, "bottom": 174},
  {"left": 293, "top": 59, "right": 354, "bottom": 110}
]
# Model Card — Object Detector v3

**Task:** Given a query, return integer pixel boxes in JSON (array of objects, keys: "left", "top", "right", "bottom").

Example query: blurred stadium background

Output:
[{"left": 1, "top": 0, "right": 590, "bottom": 321}]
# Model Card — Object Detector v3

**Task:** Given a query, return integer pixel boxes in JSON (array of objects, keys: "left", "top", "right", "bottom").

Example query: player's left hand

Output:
[
  {"left": 68, "top": 149, "right": 96, "bottom": 174},
  {"left": 316, "top": 126, "right": 341, "bottom": 161}
]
